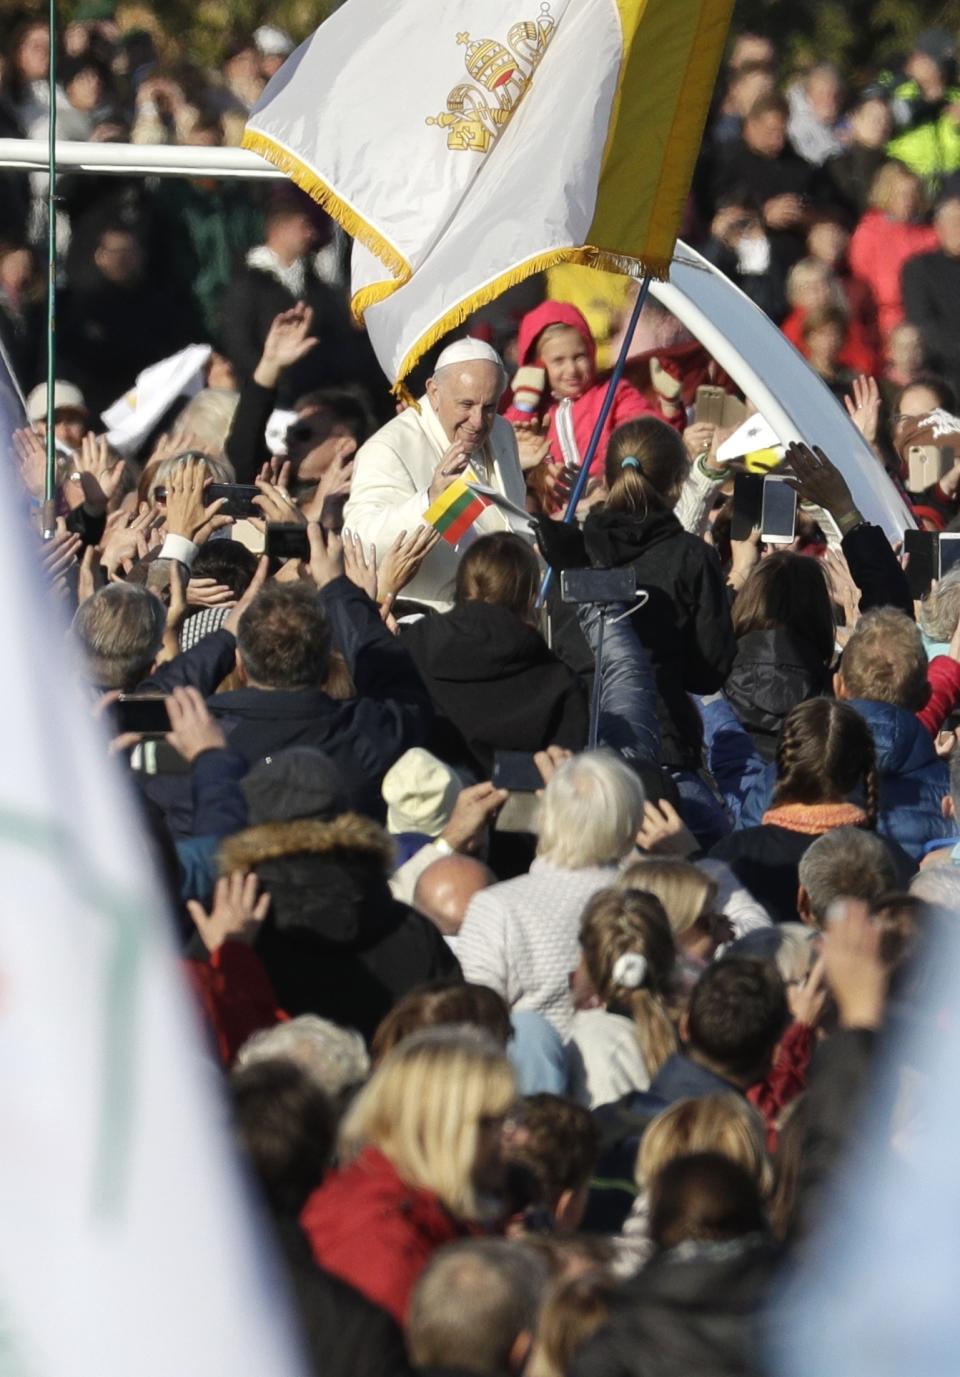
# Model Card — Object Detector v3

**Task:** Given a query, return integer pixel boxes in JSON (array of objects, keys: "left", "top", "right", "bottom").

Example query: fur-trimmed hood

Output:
[
  {"left": 219, "top": 812, "right": 395, "bottom": 876},
  {"left": 219, "top": 812, "right": 401, "bottom": 946}
]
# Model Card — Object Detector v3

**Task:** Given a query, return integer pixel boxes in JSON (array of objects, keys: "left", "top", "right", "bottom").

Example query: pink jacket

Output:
[{"left": 502, "top": 300, "right": 654, "bottom": 477}]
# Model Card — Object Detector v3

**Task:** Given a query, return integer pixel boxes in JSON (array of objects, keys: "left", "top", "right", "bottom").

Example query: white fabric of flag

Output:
[{"left": 0, "top": 383, "right": 306, "bottom": 1375}]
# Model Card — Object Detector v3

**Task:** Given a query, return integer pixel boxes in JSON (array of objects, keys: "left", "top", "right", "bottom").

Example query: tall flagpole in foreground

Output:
[
  {"left": 539, "top": 273, "right": 654, "bottom": 603},
  {"left": 41, "top": 0, "right": 58, "bottom": 539}
]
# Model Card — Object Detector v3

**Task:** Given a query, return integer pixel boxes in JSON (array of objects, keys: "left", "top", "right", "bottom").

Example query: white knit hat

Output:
[
  {"left": 434, "top": 338, "right": 504, "bottom": 373},
  {"left": 382, "top": 748, "right": 463, "bottom": 837}
]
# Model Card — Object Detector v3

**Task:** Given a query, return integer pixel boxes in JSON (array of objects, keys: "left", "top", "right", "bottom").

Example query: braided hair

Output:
[{"left": 772, "top": 698, "right": 878, "bottom": 827}]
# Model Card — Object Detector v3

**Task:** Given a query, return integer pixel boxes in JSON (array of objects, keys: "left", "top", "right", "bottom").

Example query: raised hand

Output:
[
  {"left": 165, "top": 685, "right": 227, "bottom": 762},
  {"left": 635, "top": 799, "right": 698, "bottom": 857},
  {"left": 306, "top": 520, "right": 345, "bottom": 590},
  {"left": 300, "top": 443, "right": 356, "bottom": 527},
  {"left": 514, "top": 421, "right": 551, "bottom": 472},
  {"left": 342, "top": 530, "right": 378, "bottom": 600},
  {"left": 164, "top": 457, "right": 222, "bottom": 541},
  {"left": 843, "top": 375, "right": 881, "bottom": 447},
  {"left": 252, "top": 476, "right": 306, "bottom": 526},
  {"left": 186, "top": 577, "right": 236, "bottom": 609},
  {"left": 223, "top": 556, "right": 269, "bottom": 636},
  {"left": 428, "top": 439, "right": 471, "bottom": 504},
  {"left": 783, "top": 442, "right": 859, "bottom": 526},
  {"left": 254, "top": 303, "right": 319, "bottom": 389},
  {"left": 186, "top": 872, "right": 271, "bottom": 954},
  {"left": 12, "top": 426, "right": 47, "bottom": 500},
  {"left": 377, "top": 525, "right": 440, "bottom": 600}
]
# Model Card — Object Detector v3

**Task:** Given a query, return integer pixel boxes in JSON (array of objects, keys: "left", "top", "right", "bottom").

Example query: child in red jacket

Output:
[{"left": 503, "top": 301, "right": 654, "bottom": 479}]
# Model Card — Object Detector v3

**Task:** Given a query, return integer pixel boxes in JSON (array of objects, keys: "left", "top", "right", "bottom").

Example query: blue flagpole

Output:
[
  {"left": 538, "top": 273, "right": 653, "bottom": 603},
  {"left": 42, "top": 0, "right": 58, "bottom": 540}
]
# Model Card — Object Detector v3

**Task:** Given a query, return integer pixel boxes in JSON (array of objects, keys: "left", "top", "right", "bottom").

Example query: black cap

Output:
[{"left": 242, "top": 748, "right": 348, "bottom": 825}]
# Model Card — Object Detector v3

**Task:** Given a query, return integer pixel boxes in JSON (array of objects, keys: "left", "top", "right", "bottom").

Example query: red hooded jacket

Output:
[
  {"left": 503, "top": 301, "right": 654, "bottom": 477},
  {"left": 300, "top": 1147, "right": 472, "bottom": 1325}
]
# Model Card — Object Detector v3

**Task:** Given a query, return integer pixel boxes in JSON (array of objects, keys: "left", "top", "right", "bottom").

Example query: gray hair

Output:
[
  {"left": 797, "top": 827, "right": 897, "bottom": 925},
  {"left": 909, "top": 865, "right": 960, "bottom": 912},
  {"left": 725, "top": 922, "right": 818, "bottom": 985},
  {"left": 537, "top": 750, "right": 644, "bottom": 870},
  {"left": 919, "top": 567, "right": 960, "bottom": 644},
  {"left": 72, "top": 582, "right": 166, "bottom": 689},
  {"left": 236, "top": 1015, "right": 369, "bottom": 1101},
  {"left": 408, "top": 1239, "right": 547, "bottom": 1373}
]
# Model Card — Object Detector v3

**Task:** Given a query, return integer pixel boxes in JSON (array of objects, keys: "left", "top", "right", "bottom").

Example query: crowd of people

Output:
[{"left": 4, "top": 9, "right": 960, "bottom": 1377}]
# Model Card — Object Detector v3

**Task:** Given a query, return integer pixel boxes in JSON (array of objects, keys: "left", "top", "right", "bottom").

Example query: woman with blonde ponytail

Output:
[
  {"left": 538, "top": 415, "right": 736, "bottom": 846},
  {"left": 565, "top": 888, "right": 679, "bottom": 1109}
]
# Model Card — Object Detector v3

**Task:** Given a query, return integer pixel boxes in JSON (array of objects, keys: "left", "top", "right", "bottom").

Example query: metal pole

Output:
[
  {"left": 41, "top": 0, "right": 58, "bottom": 539},
  {"left": 587, "top": 605, "right": 607, "bottom": 750},
  {"left": 539, "top": 273, "right": 653, "bottom": 602}
]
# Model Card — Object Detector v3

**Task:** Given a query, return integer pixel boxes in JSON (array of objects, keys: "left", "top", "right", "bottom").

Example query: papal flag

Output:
[
  {"left": 0, "top": 375, "right": 306, "bottom": 1372},
  {"left": 243, "top": 0, "right": 733, "bottom": 389}
]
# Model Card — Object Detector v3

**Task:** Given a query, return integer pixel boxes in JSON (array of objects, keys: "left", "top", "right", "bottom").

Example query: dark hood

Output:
[
  {"left": 725, "top": 629, "right": 831, "bottom": 759},
  {"left": 402, "top": 602, "right": 557, "bottom": 684},
  {"left": 583, "top": 507, "right": 683, "bottom": 568},
  {"left": 851, "top": 698, "right": 945, "bottom": 776},
  {"left": 219, "top": 813, "right": 398, "bottom": 945}
]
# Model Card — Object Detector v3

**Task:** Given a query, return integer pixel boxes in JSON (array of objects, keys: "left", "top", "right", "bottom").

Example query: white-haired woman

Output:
[
  {"left": 301, "top": 1026, "right": 516, "bottom": 1325},
  {"left": 458, "top": 750, "right": 645, "bottom": 1036}
]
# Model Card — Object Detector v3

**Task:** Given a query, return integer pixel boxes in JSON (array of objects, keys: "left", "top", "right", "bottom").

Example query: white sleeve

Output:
[
  {"left": 697, "top": 858, "right": 773, "bottom": 937},
  {"left": 457, "top": 889, "right": 510, "bottom": 998},
  {"left": 158, "top": 533, "right": 200, "bottom": 568},
  {"left": 675, "top": 458, "right": 724, "bottom": 537},
  {"left": 342, "top": 438, "right": 433, "bottom": 552}
]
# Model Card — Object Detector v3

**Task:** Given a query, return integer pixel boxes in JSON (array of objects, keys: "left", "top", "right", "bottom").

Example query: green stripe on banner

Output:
[{"left": 433, "top": 486, "right": 482, "bottom": 534}]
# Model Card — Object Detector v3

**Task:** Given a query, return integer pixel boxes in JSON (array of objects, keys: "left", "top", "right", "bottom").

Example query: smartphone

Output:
[
  {"left": 265, "top": 522, "right": 310, "bottom": 561},
  {"left": 113, "top": 694, "right": 169, "bottom": 735},
  {"left": 939, "top": 533, "right": 960, "bottom": 578},
  {"left": 731, "top": 474, "right": 764, "bottom": 541},
  {"left": 560, "top": 567, "right": 636, "bottom": 604},
  {"left": 760, "top": 477, "right": 796, "bottom": 545},
  {"left": 695, "top": 384, "right": 727, "bottom": 427},
  {"left": 906, "top": 445, "right": 954, "bottom": 493},
  {"left": 205, "top": 483, "right": 261, "bottom": 519},
  {"left": 492, "top": 750, "right": 544, "bottom": 793},
  {"left": 903, "top": 529, "right": 937, "bottom": 599}
]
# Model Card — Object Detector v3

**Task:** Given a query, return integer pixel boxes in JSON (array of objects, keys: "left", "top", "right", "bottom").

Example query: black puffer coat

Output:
[
  {"left": 569, "top": 1235, "right": 781, "bottom": 1377},
  {"left": 723, "top": 628, "right": 832, "bottom": 762},
  {"left": 220, "top": 813, "right": 460, "bottom": 1041},
  {"left": 400, "top": 600, "right": 588, "bottom": 774},
  {"left": 539, "top": 509, "right": 736, "bottom": 770}
]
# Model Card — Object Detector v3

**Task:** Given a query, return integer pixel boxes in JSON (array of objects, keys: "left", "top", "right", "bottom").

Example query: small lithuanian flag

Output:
[{"left": 424, "top": 478, "right": 492, "bottom": 545}]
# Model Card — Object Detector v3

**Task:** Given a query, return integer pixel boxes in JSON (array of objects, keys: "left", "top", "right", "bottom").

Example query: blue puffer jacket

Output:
[{"left": 738, "top": 698, "right": 950, "bottom": 860}]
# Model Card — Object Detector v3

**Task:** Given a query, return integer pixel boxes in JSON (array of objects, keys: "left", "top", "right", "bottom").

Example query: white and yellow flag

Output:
[
  {"left": 244, "top": 0, "right": 733, "bottom": 387},
  {"left": 0, "top": 375, "right": 306, "bottom": 1373}
]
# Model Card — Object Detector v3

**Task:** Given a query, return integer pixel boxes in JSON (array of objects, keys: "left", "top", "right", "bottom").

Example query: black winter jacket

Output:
[
  {"left": 209, "top": 578, "right": 433, "bottom": 820},
  {"left": 569, "top": 1235, "right": 780, "bottom": 1377},
  {"left": 400, "top": 601, "right": 588, "bottom": 775},
  {"left": 539, "top": 508, "right": 737, "bottom": 770},
  {"left": 723, "top": 628, "right": 831, "bottom": 762},
  {"left": 221, "top": 812, "right": 460, "bottom": 1041}
]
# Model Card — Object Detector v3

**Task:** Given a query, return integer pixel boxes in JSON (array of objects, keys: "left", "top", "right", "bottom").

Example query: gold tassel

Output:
[
  {"left": 241, "top": 128, "right": 411, "bottom": 282},
  {"left": 392, "top": 244, "right": 673, "bottom": 384}
]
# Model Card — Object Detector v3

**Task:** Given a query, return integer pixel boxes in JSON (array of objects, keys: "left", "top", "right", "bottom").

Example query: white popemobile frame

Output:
[{"left": 0, "top": 138, "right": 914, "bottom": 541}]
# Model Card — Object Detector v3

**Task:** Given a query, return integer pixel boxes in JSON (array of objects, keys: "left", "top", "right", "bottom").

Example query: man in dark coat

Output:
[
  {"left": 220, "top": 747, "right": 460, "bottom": 1041},
  {"left": 219, "top": 191, "right": 380, "bottom": 405},
  {"left": 902, "top": 194, "right": 960, "bottom": 399}
]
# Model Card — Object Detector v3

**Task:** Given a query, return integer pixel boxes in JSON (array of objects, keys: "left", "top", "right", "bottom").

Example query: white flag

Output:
[{"left": 0, "top": 385, "right": 305, "bottom": 1374}]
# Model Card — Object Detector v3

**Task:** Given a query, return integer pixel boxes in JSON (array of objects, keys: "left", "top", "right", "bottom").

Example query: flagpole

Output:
[
  {"left": 539, "top": 273, "right": 653, "bottom": 602},
  {"left": 41, "top": 0, "right": 58, "bottom": 540}
]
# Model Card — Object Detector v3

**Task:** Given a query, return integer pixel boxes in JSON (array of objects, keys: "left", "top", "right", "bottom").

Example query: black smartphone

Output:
[
  {"left": 265, "top": 522, "right": 310, "bottom": 561},
  {"left": 205, "top": 483, "right": 261, "bottom": 519},
  {"left": 113, "top": 694, "right": 169, "bottom": 735},
  {"left": 939, "top": 533, "right": 960, "bottom": 579},
  {"left": 560, "top": 567, "right": 636, "bottom": 604},
  {"left": 731, "top": 474, "right": 764, "bottom": 541},
  {"left": 760, "top": 477, "right": 797, "bottom": 545},
  {"left": 492, "top": 750, "right": 544, "bottom": 793},
  {"left": 904, "top": 529, "right": 937, "bottom": 598}
]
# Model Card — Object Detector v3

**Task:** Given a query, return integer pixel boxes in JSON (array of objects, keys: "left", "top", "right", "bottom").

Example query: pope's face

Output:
[{"left": 426, "top": 360, "right": 504, "bottom": 451}]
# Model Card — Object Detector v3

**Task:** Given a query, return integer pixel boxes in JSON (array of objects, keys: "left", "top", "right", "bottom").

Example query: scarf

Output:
[
  {"left": 246, "top": 244, "right": 307, "bottom": 298},
  {"left": 760, "top": 801, "right": 868, "bottom": 835}
]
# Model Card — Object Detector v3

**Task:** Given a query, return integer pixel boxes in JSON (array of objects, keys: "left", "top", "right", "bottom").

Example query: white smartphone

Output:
[
  {"left": 760, "top": 477, "right": 797, "bottom": 545},
  {"left": 939, "top": 533, "right": 960, "bottom": 578}
]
